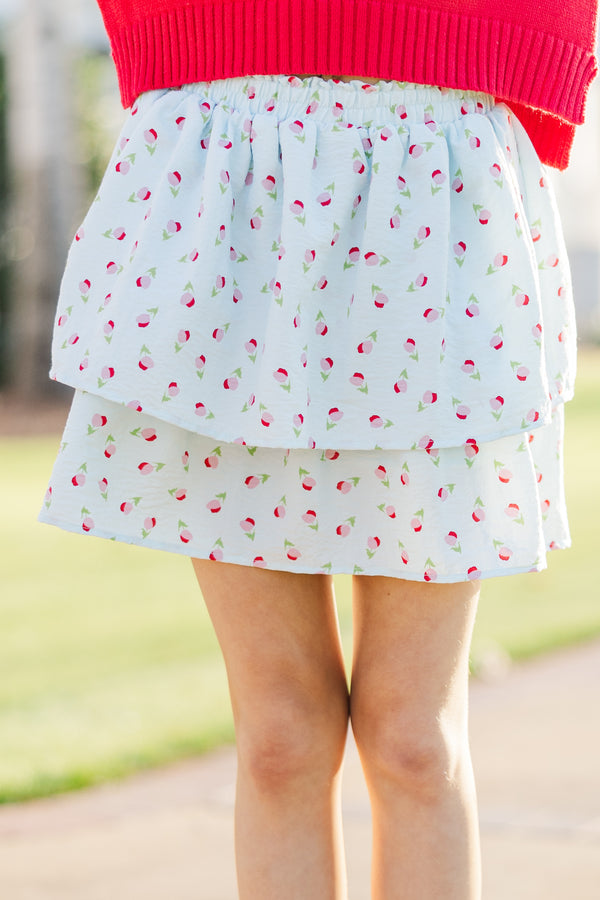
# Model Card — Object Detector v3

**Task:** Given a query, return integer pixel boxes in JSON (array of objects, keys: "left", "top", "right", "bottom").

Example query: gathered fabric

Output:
[
  {"left": 39, "top": 75, "right": 575, "bottom": 581},
  {"left": 96, "top": 0, "right": 599, "bottom": 169}
]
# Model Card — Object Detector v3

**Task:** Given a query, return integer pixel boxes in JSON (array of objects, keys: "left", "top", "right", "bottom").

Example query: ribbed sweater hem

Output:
[{"left": 102, "top": 0, "right": 598, "bottom": 170}]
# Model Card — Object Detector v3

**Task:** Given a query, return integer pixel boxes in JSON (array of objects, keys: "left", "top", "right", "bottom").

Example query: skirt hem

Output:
[{"left": 37, "top": 508, "right": 570, "bottom": 582}]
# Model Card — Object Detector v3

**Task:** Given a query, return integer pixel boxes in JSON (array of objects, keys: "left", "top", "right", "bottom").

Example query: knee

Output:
[
  {"left": 351, "top": 702, "right": 468, "bottom": 801},
  {"left": 237, "top": 691, "right": 349, "bottom": 792}
]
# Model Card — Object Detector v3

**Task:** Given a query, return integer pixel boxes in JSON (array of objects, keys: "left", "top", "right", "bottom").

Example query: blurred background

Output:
[{"left": 0, "top": 0, "right": 599, "bottom": 810}]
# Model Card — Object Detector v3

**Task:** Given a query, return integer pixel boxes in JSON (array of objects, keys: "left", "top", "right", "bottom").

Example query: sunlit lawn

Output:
[{"left": 1, "top": 348, "right": 599, "bottom": 803}]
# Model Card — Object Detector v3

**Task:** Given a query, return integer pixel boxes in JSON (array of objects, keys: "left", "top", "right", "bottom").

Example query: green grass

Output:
[{"left": 1, "top": 348, "right": 599, "bottom": 803}]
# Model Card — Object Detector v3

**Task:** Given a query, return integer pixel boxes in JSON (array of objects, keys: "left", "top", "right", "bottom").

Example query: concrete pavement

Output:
[{"left": 1, "top": 637, "right": 599, "bottom": 899}]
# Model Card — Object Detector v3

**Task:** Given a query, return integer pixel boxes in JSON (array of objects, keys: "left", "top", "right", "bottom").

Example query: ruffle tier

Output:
[
  {"left": 49, "top": 75, "right": 575, "bottom": 452},
  {"left": 39, "top": 390, "right": 569, "bottom": 582}
]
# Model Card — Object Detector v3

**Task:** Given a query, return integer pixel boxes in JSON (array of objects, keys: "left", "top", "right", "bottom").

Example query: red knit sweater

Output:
[{"left": 96, "top": 0, "right": 598, "bottom": 169}]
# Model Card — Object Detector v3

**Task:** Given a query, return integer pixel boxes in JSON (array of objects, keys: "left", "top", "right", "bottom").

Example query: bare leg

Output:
[
  {"left": 192, "top": 559, "right": 350, "bottom": 900},
  {"left": 350, "top": 576, "right": 481, "bottom": 900}
]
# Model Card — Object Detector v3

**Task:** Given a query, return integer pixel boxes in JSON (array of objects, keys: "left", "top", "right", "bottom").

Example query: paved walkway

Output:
[{"left": 1, "top": 638, "right": 599, "bottom": 899}]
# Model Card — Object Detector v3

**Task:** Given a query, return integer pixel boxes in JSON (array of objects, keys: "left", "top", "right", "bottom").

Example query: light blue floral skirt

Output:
[{"left": 39, "top": 74, "right": 575, "bottom": 581}]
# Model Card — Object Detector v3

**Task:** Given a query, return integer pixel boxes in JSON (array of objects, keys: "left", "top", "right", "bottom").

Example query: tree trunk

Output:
[{"left": 5, "top": 0, "right": 85, "bottom": 402}]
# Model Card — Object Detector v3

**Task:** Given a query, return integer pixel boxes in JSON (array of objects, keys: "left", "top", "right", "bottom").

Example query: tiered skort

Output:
[{"left": 39, "top": 75, "right": 576, "bottom": 581}]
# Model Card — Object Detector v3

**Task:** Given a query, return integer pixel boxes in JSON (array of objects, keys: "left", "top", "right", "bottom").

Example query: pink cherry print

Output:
[
  {"left": 274, "top": 504, "right": 286, "bottom": 518},
  {"left": 104, "top": 443, "right": 116, "bottom": 459},
  {"left": 515, "top": 292, "right": 530, "bottom": 307},
  {"left": 452, "top": 176, "right": 464, "bottom": 192},
  {"left": 411, "top": 517, "right": 422, "bottom": 533},
  {"left": 422, "top": 390, "right": 437, "bottom": 404},
  {"left": 423, "top": 567, "right": 437, "bottom": 582},
  {"left": 206, "top": 499, "right": 222, "bottom": 513},
  {"left": 438, "top": 487, "right": 448, "bottom": 501},
  {"left": 516, "top": 366, "right": 529, "bottom": 381},
  {"left": 423, "top": 308, "right": 438, "bottom": 322},
  {"left": 489, "top": 333, "right": 503, "bottom": 349},
  {"left": 240, "top": 517, "right": 255, "bottom": 532},
  {"left": 261, "top": 411, "right": 274, "bottom": 427},
  {"left": 212, "top": 327, "right": 225, "bottom": 342},
  {"left": 375, "top": 465, "right": 387, "bottom": 480},
  {"left": 120, "top": 501, "right": 133, "bottom": 514},
  {"left": 464, "top": 438, "right": 479, "bottom": 458},
  {"left": 321, "top": 357, "right": 333, "bottom": 373},
  {"left": 325, "top": 450, "right": 340, "bottom": 460},
  {"left": 253, "top": 556, "right": 268, "bottom": 567},
  {"left": 273, "top": 368, "right": 288, "bottom": 383},
  {"left": 493, "top": 253, "right": 508, "bottom": 268},
  {"left": 81, "top": 516, "right": 94, "bottom": 532},
  {"left": 71, "top": 473, "right": 85, "bottom": 486},
  {"left": 179, "top": 529, "right": 193, "bottom": 543},
  {"left": 137, "top": 314, "right": 151, "bottom": 327},
  {"left": 336, "top": 480, "right": 351, "bottom": 494},
  {"left": 394, "top": 378, "right": 407, "bottom": 393},
  {"left": 91, "top": 413, "right": 107, "bottom": 428},
  {"left": 328, "top": 407, "right": 343, "bottom": 422},
  {"left": 369, "top": 415, "right": 384, "bottom": 428},
  {"left": 357, "top": 340, "right": 373, "bottom": 354},
  {"left": 101, "top": 366, "right": 115, "bottom": 380},
  {"left": 204, "top": 454, "right": 219, "bottom": 468},
  {"left": 445, "top": 531, "right": 458, "bottom": 546},
  {"left": 409, "top": 143, "right": 423, "bottom": 157},
  {"left": 168, "top": 381, "right": 180, "bottom": 396},
  {"left": 336, "top": 523, "right": 351, "bottom": 537},
  {"left": 302, "top": 476, "right": 316, "bottom": 491},
  {"left": 431, "top": 169, "right": 446, "bottom": 185},
  {"left": 141, "top": 428, "right": 157, "bottom": 441},
  {"left": 245, "top": 475, "right": 260, "bottom": 488},
  {"left": 223, "top": 376, "right": 239, "bottom": 390},
  {"left": 498, "top": 546, "right": 513, "bottom": 561},
  {"left": 505, "top": 503, "right": 520, "bottom": 518},
  {"left": 139, "top": 356, "right": 153, "bottom": 371},
  {"left": 302, "top": 510, "right": 317, "bottom": 525},
  {"left": 195, "top": 355, "right": 206, "bottom": 372},
  {"left": 498, "top": 467, "right": 512, "bottom": 483},
  {"left": 454, "top": 241, "right": 466, "bottom": 257},
  {"left": 293, "top": 413, "right": 304, "bottom": 428},
  {"left": 471, "top": 507, "right": 485, "bottom": 523},
  {"left": 286, "top": 547, "right": 301, "bottom": 561},
  {"left": 467, "top": 566, "right": 481, "bottom": 580},
  {"left": 367, "top": 536, "right": 381, "bottom": 550}
]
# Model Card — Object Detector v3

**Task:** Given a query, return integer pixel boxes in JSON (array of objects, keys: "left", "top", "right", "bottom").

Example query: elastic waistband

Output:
[{"left": 164, "top": 74, "right": 496, "bottom": 124}]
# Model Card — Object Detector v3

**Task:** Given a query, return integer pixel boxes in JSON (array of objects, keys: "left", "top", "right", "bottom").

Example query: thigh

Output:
[
  {"left": 192, "top": 560, "right": 348, "bottom": 725},
  {"left": 350, "top": 576, "right": 480, "bottom": 732}
]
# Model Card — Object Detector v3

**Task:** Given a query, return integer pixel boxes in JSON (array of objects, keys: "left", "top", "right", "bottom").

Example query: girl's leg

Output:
[
  {"left": 350, "top": 576, "right": 481, "bottom": 900},
  {"left": 191, "top": 560, "right": 350, "bottom": 900}
]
